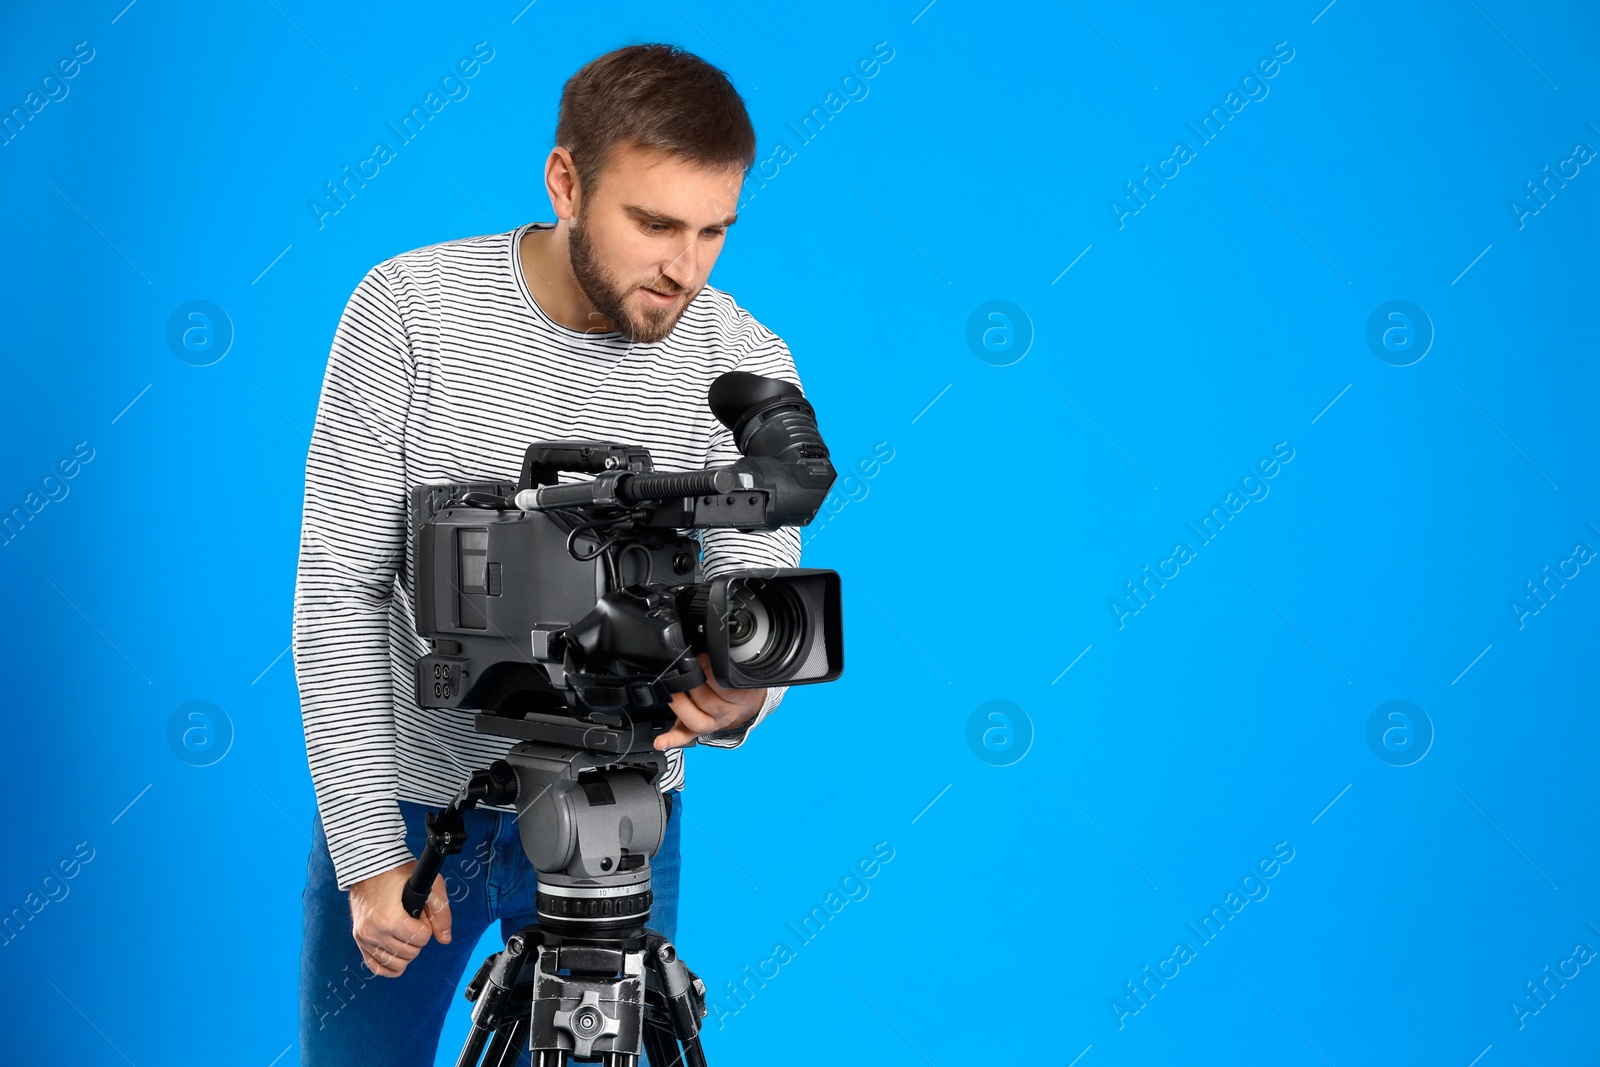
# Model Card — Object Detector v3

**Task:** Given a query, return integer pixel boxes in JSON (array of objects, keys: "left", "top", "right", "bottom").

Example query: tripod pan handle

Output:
[{"left": 403, "top": 840, "right": 445, "bottom": 918}]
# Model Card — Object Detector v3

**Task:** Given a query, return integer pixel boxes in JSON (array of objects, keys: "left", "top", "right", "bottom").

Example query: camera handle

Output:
[
  {"left": 514, "top": 466, "right": 746, "bottom": 513},
  {"left": 519, "top": 441, "right": 654, "bottom": 490},
  {"left": 401, "top": 760, "right": 519, "bottom": 918}
]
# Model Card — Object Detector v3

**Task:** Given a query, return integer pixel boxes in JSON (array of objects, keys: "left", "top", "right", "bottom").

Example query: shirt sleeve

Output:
[
  {"left": 291, "top": 263, "right": 417, "bottom": 891},
  {"left": 695, "top": 334, "right": 806, "bottom": 750}
]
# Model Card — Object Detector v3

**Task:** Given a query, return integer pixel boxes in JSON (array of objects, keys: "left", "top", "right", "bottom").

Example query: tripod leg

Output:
[
  {"left": 458, "top": 1028, "right": 494, "bottom": 1067},
  {"left": 678, "top": 1036, "right": 708, "bottom": 1067},
  {"left": 485, "top": 1015, "right": 532, "bottom": 1067},
  {"left": 640, "top": 1024, "right": 703, "bottom": 1067},
  {"left": 457, "top": 937, "right": 531, "bottom": 1067},
  {"left": 642, "top": 937, "right": 709, "bottom": 1067},
  {"left": 479, "top": 1018, "right": 518, "bottom": 1067},
  {"left": 642, "top": 1019, "right": 679, "bottom": 1067}
]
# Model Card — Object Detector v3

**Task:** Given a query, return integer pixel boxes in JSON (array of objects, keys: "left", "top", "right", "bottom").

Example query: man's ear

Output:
[{"left": 546, "top": 146, "right": 581, "bottom": 220}]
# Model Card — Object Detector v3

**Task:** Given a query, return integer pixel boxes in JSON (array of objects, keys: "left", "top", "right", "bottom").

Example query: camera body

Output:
[{"left": 407, "top": 373, "right": 845, "bottom": 740}]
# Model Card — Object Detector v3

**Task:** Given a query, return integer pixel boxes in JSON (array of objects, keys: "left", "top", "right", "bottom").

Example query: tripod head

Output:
[{"left": 403, "top": 715, "right": 671, "bottom": 930}]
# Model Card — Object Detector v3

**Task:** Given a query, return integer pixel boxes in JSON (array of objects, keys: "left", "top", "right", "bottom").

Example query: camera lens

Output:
[
  {"left": 725, "top": 580, "right": 804, "bottom": 681},
  {"left": 727, "top": 605, "right": 759, "bottom": 647}
]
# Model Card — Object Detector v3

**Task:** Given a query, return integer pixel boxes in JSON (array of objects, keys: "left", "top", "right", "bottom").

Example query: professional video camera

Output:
[{"left": 402, "top": 371, "right": 844, "bottom": 1066}]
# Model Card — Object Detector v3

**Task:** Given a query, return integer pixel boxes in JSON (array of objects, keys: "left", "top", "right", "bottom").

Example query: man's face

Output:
[{"left": 566, "top": 141, "right": 743, "bottom": 344}]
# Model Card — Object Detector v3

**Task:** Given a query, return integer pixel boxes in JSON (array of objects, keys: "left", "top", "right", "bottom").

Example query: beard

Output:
[{"left": 567, "top": 214, "right": 693, "bottom": 344}]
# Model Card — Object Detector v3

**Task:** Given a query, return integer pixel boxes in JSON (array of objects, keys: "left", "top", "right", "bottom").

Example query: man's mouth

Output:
[{"left": 640, "top": 286, "right": 681, "bottom": 308}]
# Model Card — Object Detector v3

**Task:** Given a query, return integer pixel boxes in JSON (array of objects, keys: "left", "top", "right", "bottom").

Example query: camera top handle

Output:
[{"left": 511, "top": 372, "right": 835, "bottom": 527}]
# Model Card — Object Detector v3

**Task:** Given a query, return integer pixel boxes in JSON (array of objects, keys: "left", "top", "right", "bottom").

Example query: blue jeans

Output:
[{"left": 300, "top": 790, "right": 682, "bottom": 1066}]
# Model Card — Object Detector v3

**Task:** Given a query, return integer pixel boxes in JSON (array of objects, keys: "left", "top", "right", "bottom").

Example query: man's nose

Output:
[{"left": 661, "top": 236, "right": 698, "bottom": 290}]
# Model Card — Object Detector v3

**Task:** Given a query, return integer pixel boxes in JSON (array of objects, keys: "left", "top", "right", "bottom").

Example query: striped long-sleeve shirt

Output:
[{"left": 291, "top": 223, "right": 803, "bottom": 891}]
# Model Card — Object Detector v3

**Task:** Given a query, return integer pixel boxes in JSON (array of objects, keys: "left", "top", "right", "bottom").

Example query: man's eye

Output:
[{"left": 645, "top": 222, "right": 669, "bottom": 233}]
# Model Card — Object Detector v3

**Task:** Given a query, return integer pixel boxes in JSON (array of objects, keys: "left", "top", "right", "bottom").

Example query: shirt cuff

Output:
[
  {"left": 321, "top": 794, "right": 415, "bottom": 891},
  {"left": 697, "top": 684, "right": 785, "bottom": 749}
]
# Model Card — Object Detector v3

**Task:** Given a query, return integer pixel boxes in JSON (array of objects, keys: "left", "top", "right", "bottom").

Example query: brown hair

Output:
[{"left": 556, "top": 44, "right": 756, "bottom": 195}]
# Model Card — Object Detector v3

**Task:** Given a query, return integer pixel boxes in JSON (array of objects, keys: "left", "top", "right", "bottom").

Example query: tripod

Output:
[{"left": 403, "top": 713, "right": 711, "bottom": 1066}]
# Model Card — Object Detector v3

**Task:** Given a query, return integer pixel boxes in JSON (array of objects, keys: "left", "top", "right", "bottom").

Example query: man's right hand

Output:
[{"left": 348, "top": 861, "right": 453, "bottom": 978}]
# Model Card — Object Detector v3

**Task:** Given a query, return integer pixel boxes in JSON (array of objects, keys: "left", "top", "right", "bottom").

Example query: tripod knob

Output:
[{"left": 552, "top": 989, "right": 621, "bottom": 1060}]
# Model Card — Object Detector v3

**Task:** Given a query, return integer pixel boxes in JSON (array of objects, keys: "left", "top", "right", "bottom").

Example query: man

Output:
[{"left": 292, "top": 43, "right": 804, "bottom": 1065}]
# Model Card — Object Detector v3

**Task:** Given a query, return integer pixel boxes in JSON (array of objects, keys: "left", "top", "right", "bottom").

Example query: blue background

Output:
[{"left": 2, "top": 0, "right": 1597, "bottom": 1063}]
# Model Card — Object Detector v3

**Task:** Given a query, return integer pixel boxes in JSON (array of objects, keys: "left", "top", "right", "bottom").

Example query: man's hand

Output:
[
  {"left": 655, "top": 652, "right": 766, "bottom": 750},
  {"left": 348, "top": 861, "right": 452, "bottom": 978}
]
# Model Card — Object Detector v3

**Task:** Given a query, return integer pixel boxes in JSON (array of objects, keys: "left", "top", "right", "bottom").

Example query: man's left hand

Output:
[{"left": 655, "top": 652, "right": 766, "bottom": 750}]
